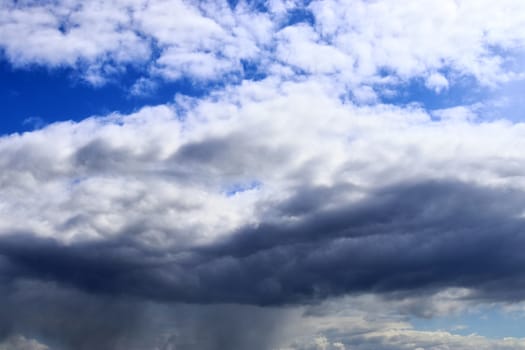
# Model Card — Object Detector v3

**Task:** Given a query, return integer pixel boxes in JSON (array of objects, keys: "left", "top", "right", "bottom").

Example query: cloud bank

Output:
[
  {"left": 3, "top": 79, "right": 525, "bottom": 348},
  {"left": 3, "top": 0, "right": 525, "bottom": 349}
]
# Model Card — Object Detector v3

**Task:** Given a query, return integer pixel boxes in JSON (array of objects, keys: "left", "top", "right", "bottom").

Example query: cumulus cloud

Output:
[
  {"left": 2, "top": 0, "right": 525, "bottom": 90},
  {"left": 425, "top": 72, "right": 449, "bottom": 93},
  {"left": 0, "top": 0, "right": 274, "bottom": 84},
  {"left": 1, "top": 78, "right": 525, "bottom": 326}
]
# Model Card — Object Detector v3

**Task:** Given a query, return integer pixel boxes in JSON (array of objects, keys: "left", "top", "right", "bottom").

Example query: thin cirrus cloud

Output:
[{"left": 2, "top": 1, "right": 525, "bottom": 350}]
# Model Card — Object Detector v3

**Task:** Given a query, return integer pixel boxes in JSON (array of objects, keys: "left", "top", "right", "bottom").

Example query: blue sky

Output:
[
  {"left": 0, "top": 61, "right": 218, "bottom": 134},
  {"left": 3, "top": 1, "right": 525, "bottom": 350}
]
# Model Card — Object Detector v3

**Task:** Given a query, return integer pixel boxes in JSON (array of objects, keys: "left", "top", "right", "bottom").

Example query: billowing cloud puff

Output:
[{"left": 2, "top": 0, "right": 525, "bottom": 87}]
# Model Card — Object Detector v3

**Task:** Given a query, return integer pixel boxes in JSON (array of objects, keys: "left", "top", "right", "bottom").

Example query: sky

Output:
[{"left": 3, "top": 0, "right": 525, "bottom": 349}]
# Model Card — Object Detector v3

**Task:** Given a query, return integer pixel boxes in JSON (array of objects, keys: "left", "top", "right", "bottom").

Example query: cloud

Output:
[
  {"left": 0, "top": 0, "right": 274, "bottom": 84},
  {"left": 308, "top": 0, "right": 525, "bottom": 86},
  {"left": 0, "top": 279, "right": 296, "bottom": 350},
  {"left": 425, "top": 72, "right": 449, "bottom": 93},
  {"left": 296, "top": 330, "right": 525, "bottom": 350},
  {"left": 0, "top": 0, "right": 150, "bottom": 84},
  {"left": 278, "top": 294, "right": 525, "bottom": 350},
  {"left": 2, "top": 279, "right": 524, "bottom": 350},
  {"left": 0, "top": 79, "right": 525, "bottom": 316},
  {"left": 0, "top": 335, "right": 49, "bottom": 350},
  {"left": 3, "top": 179, "right": 525, "bottom": 306},
  {"left": 2, "top": 0, "right": 525, "bottom": 91},
  {"left": 0, "top": 280, "right": 145, "bottom": 350}
]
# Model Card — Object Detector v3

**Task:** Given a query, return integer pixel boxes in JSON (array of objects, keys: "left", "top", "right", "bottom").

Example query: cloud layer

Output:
[{"left": 2, "top": 0, "right": 525, "bottom": 88}]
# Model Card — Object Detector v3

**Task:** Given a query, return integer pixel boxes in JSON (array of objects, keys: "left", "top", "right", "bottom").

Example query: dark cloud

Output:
[
  {"left": 0, "top": 280, "right": 145, "bottom": 350},
  {"left": 147, "top": 303, "right": 291, "bottom": 350},
  {"left": 74, "top": 139, "right": 136, "bottom": 172},
  {"left": 2, "top": 180, "right": 525, "bottom": 304},
  {"left": 170, "top": 134, "right": 291, "bottom": 180},
  {"left": 73, "top": 138, "right": 162, "bottom": 174},
  {"left": 0, "top": 280, "right": 290, "bottom": 350},
  {"left": 2, "top": 180, "right": 525, "bottom": 348}
]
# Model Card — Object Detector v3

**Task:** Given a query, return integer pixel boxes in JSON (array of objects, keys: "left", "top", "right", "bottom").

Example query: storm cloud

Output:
[
  {"left": 2, "top": 82, "right": 525, "bottom": 348},
  {"left": 1, "top": 180, "right": 525, "bottom": 305}
]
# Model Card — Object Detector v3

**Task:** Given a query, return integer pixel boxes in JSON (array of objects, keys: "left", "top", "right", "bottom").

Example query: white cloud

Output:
[
  {"left": 1, "top": 78, "right": 525, "bottom": 248},
  {"left": 2, "top": 0, "right": 525, "bottom": 91},
  {"left": 275, "top": 24, "right": 351, "bottom": 75},
  {"left": 432, "top": 105, "right": 479, "bottom": 122},
  {"left": 0, "top": 0, "right": 150, "bottom": 66},
  {"left": 426, "top": 72, "right": 449, "bottom": 93},
  {"left": 129, "top": 77, "right": 158, "bottom": 96},
  {"left": 308, "top": 0, "right": 525, "bottom": 86}
]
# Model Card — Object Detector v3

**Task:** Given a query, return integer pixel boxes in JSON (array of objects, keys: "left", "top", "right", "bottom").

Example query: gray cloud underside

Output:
[{"left": 1, "top": 180, "right": 524, "bottom": 306}]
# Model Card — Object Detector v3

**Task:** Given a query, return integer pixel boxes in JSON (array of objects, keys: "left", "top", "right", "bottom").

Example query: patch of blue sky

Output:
[
  {"left": 227, "top": 0, "right": 268, "bottom": 12},
  {"left": 410, "top": 305, "right": 525, "bottom": 338},
  {"left": 378, "top": 47, "right": 525, "bottom": 122},
  {"left": 478, "top": 77, "right": 525, "bottom": 122},
  {"left": 282, "top": 7, "right": 315, "bottom": 27},
  {"left": 240, "top": 59, "right": 269, "bottom": 82},
  {"left": 379, "top": 74, "right": 486, "bottom": 111},
  {"left": 0, "top": 61, "right": 229, "bottom": 135},
  {"left": 224, "top": 180, "right": 262, "bottom": 197}
]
